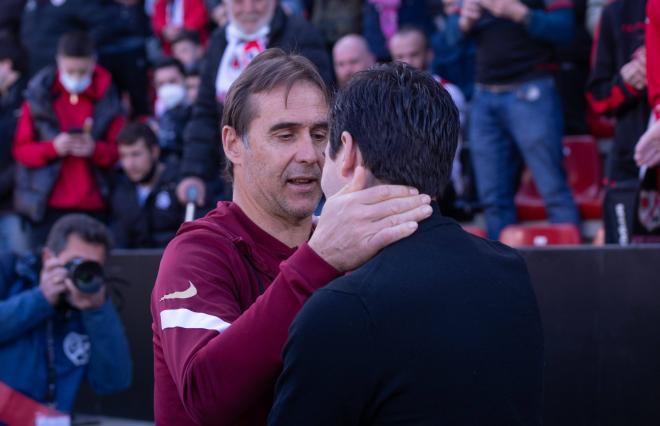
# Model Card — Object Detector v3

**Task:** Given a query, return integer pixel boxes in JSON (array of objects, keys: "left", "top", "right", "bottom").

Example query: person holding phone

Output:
[{"left": 13, "top": 31, "right": 124, "bottom": 246}]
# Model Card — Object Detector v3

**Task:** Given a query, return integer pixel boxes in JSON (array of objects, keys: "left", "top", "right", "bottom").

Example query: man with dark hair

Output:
[
  {"left": 151, "top": 49, "right": 432, "bottom": 426},
  {"left": 184, "top": 66, "right": 201, "bottom": 105},
  {"left": 175, "top": 0, "right": 332, "bottom": 209},
  {"left": 171, "top": 30, "right": 205, "bottom": 73},
  {"left": 269, "top": 63, "right": 544, "bottom": 425},
  {"left": 0, "top": 214, "right": 131, "bottom": 421},
  {"left": 13, "top": 31, "right": 124, "bottom": 246},
  {"left": 111, "top": 122, "right": 186, "bottom": 248},
  {"left": 151, "top": 57, "right": 191, "bottom": 165},
  {"left": 0, "top": 35, "right": 29, "bottom": 254}
]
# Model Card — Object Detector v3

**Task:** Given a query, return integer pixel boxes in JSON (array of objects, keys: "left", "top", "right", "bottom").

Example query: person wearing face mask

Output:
[
  {"left": 12, "top": 31, "right": 125, "bottom": 246},
  {"left": 176, "top": 0, "right": 332, "bottom": 210},
  {"left": 111, "top": 122, "right": 188, "bottom": 248},
  {"left": 151, "top": 57, "right": 191, "bottom": 166}
]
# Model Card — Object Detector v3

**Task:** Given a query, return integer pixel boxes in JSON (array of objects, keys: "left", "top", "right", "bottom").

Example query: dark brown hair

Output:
[
  {"left": 221, "top": 48, "right": 329, "bottom": 179},
  {"left": 46, "top": 214, "right": 112, "bottom": 255}
]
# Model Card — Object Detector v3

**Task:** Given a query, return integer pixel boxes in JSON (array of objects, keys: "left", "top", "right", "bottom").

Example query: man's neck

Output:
[{"left": 232, "top": 187, "right": 313, "bottom": 249}]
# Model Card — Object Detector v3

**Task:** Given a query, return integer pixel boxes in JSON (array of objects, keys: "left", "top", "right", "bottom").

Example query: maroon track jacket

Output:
[{"left": 151, "top": 202, "right": 339, "bottom": 425}]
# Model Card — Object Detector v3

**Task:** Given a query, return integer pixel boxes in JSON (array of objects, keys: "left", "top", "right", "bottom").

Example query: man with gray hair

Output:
[{"left": 176, "top": 0, "right": 332, "bottom": 208}]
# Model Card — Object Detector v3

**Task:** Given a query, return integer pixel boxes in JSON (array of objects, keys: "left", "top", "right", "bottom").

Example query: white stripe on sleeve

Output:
[{"left": 160, "top": 309, "right": 231, "bottom": 333}]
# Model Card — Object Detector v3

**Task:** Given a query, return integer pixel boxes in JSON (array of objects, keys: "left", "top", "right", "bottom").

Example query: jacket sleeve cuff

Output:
[
  {"left": 284, "top": 243, "right": 341, "bottom": 292},
  {"left": 42, "top": 141, "right": 59, "bottom": 161},
  {"left": 622, "top": 81, "right": 641, "bottom": 97},
  {"left": 31, "top": 287, "right": 56, "bottom": 318}
]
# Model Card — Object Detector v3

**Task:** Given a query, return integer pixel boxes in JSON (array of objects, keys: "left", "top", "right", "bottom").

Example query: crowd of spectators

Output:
[{"left": 0, "top": 0, "right": 658, "bottom": 253}]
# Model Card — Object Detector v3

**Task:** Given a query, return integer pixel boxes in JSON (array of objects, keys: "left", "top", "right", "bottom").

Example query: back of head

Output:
[
  {"left": 46, "top": 214, "right": 112, "bottom": 255},
  {"left": 329, "top": 63, "right": 459, "bottom": 198},
  {"left": 57, "top": 31, "right": 96, "bottom": 59}
]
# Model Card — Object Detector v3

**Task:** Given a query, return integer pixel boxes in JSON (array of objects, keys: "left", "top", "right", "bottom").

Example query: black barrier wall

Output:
[{"left": 75, "top": 246, "right": 660, "bottom": 425}]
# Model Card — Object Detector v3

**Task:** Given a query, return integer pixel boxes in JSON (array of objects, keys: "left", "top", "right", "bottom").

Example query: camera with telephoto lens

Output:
[{"left": 64, "top": 257, "right": 104, "bottom": 294}]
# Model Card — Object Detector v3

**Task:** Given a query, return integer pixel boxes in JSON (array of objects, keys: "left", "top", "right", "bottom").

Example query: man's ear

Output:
[
  {"left": 339, "top": 131, "right": 363, "bottom": 179},
  {"left": 151, "top": 144, "right": 161, "bottom": 161},
  {"left": 222, "top": 125, "right": 245, "bottom": 171}
]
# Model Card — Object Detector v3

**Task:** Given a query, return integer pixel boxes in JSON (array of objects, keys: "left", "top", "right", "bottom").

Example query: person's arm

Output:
[
  {"left": 268, "top": 285, "right": 375, "bottom": 426},
  {"left": 586, "top": 6, "right": 643, "bottom": 116},
  {"left": 0, "top": 287, "right": 55, "bottom": 344},
  {"left": 91, "top": 115, "right": 123, "bottom": 168},
  {"left": 153, "top": 233, "right": 341, "bottom": 425},
  {"left": 647, "top": 0, "right": 660, "bottom": 119},
  {"left": 525, "top": 7, "right": 575, "bottom": 44},
  {"left": 12, "top": 102, "right": 60, "bottom": 168},
  {"left": 82, "top": 299, "right": 133, "bottom": 394},
  {"left": 152, "top": 0, "right": 167, "bottom": 38},
  {"left": 183, "top": 0, "right": 209, "bottom": 34}
]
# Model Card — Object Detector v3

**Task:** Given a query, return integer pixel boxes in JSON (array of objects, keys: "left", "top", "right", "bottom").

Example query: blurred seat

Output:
[
  {"left": 462, "top": 225, "right": 487, "bottom": 239},
  {"left": 499, "top": 223, "right": 581, "bottom": 247},
  {"left": 515, "top": 135, "right": 604, "bottom": 221}
]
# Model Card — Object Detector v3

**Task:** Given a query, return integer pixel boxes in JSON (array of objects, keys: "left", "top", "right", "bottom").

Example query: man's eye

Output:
[
  {"left": 278, "top": 133, "right": 294, "bottom": 141},
  {"left": 312, "top": 133, "right": 328, "bottom": 142}
]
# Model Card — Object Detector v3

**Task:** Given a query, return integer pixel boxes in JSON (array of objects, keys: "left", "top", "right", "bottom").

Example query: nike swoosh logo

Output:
[{"left": 160, "top": 281, "right": 198, "bottom": 302}]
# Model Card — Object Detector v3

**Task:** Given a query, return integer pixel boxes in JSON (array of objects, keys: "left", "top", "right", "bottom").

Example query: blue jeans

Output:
[{"left": 470, "top": 77, "right": 580, "bottom": 239}]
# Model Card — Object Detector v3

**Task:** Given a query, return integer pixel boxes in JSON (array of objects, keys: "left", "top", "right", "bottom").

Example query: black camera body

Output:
[{"left": 64, "top": 258, "right": 104, "bottom": 294}]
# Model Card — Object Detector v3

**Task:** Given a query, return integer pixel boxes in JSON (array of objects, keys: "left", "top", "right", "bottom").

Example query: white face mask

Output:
[
  {"left": 59, "top": 72, "right": 92, "bottom": 95},
  {"left": 157, "top": 83, "right": 186, "bottom": 111}
]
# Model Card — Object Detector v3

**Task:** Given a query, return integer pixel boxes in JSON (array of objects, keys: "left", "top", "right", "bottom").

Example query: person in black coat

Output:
[
  {"left": 0, "top": 36, "right": 30, "bottom": 254},
  {"left": 269, "top": 63, "right": 544, "bottom": 426},
  {"left": 111, "top": 122, "right": 186, "bottom": 248},
  {"left": 176, "top": 1, "right": 332, "bottom": 208}
]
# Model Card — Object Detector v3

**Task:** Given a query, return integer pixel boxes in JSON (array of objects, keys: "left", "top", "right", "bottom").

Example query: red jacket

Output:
[
  {"left": 151, "top": 202, "right": 340, "bottom": 425},
  {"left": 153, "top": 0, "right": 209, "bottom": 54},
  {"left": 648, "top": 0, "right": 660, "bottom": 118},
  {"left": 13, "top": 65, "right": 123, "bottom": 211}
]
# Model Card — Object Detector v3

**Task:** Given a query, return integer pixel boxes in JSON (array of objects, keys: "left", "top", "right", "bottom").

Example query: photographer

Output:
[{"left": 0, "top": 214, "right": 132, "bottom": 416}]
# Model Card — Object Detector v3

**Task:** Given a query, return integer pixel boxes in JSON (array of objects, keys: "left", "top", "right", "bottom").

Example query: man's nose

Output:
[{"left": 295, "top": 134, "right": 321, "bottom": 164}]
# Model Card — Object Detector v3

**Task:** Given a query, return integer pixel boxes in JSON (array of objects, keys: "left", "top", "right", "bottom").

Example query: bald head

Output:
[
  {"left": 333, "top": 34, "right": 375, "bottom": 89},
  {"left": 388, "top": 28, "right": 432, "bottom": 71}
]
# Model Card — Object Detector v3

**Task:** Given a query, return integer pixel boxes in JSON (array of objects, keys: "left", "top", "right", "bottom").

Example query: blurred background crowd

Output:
[{"left": 0, "top": 0, "right": 658, "bottom": 253}]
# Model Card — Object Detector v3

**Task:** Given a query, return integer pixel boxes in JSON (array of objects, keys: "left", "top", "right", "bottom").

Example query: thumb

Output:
[{"left": 335, "top": 165, "right": 369, "bottom": 197}]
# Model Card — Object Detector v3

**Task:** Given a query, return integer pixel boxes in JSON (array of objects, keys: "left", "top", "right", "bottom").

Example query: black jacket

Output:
[
  {"left": 111, "top": 164, "right": 185, "bottom": 249},
  {"left": 13, "top": 66, "right": 123, "bottom": 222},
  {"left": 0, "top": 76, "right": 27, "bottom": 212},
  {"left": 21, "top": 0, "right": 132, "bottom": 76},
  {"left": 0, "top": 0, "right": 25, "bottom": 39},
  {"left": 181, "top": 5, "right": 332, "bottom": 180},
  {"left": 158, "top": 104, "right": 191, "bottom": 166},
  {"left": 587, "top": 0, "right": 650, "bottom": 181},
  {"left": 270, "top": 205, "right": 544, "bottom": 426}
]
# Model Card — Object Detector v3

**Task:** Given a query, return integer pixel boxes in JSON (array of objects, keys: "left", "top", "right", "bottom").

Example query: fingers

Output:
[
  {"left": 346, "top": 183, "right": 422, "bottom": 206},
  {"left": 361, "top": 194, "right": 432, "bottom": 221},
  {"left": 635, "top": 122, "right": 660, "bottom": 167},
  {"left": 366, "top": 221, "right": 419, "bottom": 252},
  {"left": 371, "top": 203, "right": 434, "bottom": 229}
]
